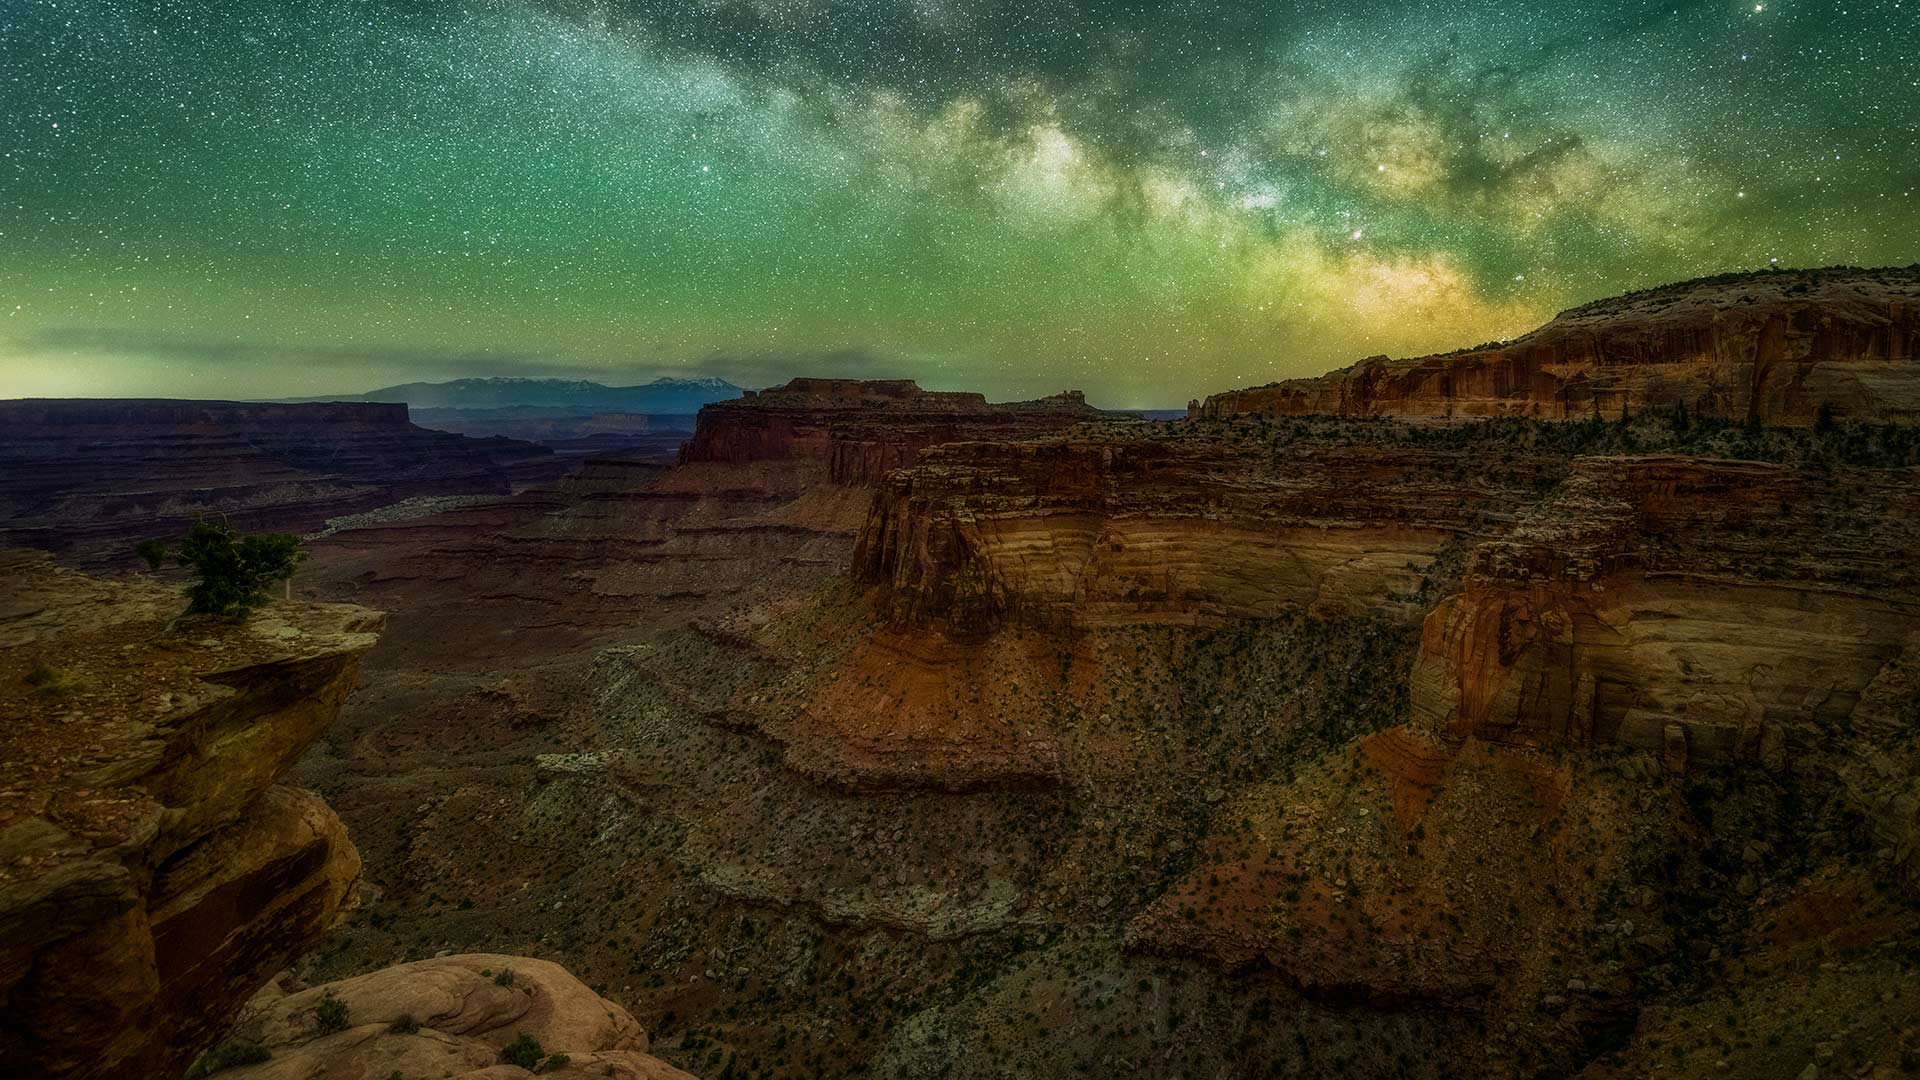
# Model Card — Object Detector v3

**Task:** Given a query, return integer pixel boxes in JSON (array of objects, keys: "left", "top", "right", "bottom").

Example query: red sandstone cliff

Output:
[
  {"left": 1408, "top": 455, "right": 1920, "bottom": 766},
  {"left": 853, "top": 432, "right": 1558, "bottom": 637},
  {"left": 1195, "top": 265, "right": 1920, "bottom": 425}
]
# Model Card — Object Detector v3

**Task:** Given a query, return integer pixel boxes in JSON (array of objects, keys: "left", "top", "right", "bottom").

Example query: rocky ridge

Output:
[{"left": 1194, "top": 265, "right": 1920, "bottom": 425}]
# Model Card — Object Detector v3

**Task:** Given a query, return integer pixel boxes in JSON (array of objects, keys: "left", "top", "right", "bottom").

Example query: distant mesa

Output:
[
  {"left": 1194, "top": 264, "right": 1920, "bottom": 425},
  {"left": 271, "top": 377, "right": 742, "bottom": 453},
  {"left": 0, "top": 398, "right": 562, "bottom": 565},
  {"left": 678, "top": 378, "right": 1130, "bottom": 485},
  {"left": 284, "top": 375, "right": 743, "bottom": 414}
]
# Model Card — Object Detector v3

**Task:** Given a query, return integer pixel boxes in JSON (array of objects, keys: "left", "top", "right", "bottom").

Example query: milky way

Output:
[{"left": 3, "top": 0, "right": 1916, "bottom": 404}]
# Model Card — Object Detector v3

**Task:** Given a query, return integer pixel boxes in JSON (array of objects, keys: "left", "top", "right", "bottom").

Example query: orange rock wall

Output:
[
  {"left": 1197, "top": 267, "right": 1920, "bottom": 425},
  {"left": 1408, "top": 456, "right": 1920, "bottom": 766}
]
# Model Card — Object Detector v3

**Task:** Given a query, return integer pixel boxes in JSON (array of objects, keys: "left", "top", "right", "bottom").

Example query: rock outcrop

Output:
[
  {"left": 680, "top": 379, "right": 1126, "bottom": 485},
  {"left": 202, "top": 954, "right": 694, "bottom": 1080},
  {"left": 854, "top": 433, "right": 1551, "bottom": 638},
  {"left": 1408, "top": 455, "right": 1920, "bottom": 766},
  {"left": 0, "top": 551, "right": 382, "bottom": 1080},
  {"left": 0, "top": 399, "right": 563, "bottom": 566},
  {"left": 1194, "top": 265, "right": 1920, "bottom": 425}
]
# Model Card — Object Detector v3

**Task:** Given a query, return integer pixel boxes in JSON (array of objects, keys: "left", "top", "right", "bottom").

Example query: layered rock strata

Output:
[
  {"left": 0, "top": 551, "right": 382, "bottom": 1079},
  {"left": 854, "top": 434, "right": 1548, "bottom": 637},
  {"left": 0, "top": 399, "right": 561, "bottom": 565},
  {"left": 1409, "top": 454, "right": 1920, "bottom": 766},
  {"left": 1195, "top": 265, "right": 1920, "bottom": 424}
]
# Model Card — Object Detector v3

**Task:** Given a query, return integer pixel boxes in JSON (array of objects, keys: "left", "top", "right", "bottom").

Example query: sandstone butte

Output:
[
  {"left": 678, "top": 376, "right": 1131, "bottom": 486},
  {"left": 0, "top": 552, "right": 695, "bottom": 1080},
  {"left": 1191, "top": 264, "right": 1920, "bottom": 424}
]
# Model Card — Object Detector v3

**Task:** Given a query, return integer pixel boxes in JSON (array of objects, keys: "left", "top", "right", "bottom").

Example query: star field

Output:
[{"left": 3, "top": 0, "right": 1916, "bottom": 404}]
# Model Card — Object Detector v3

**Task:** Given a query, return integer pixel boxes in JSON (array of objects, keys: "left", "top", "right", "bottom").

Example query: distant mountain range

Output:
[{"left": 286, "top": 376, "right": 743, "bottom": 413}]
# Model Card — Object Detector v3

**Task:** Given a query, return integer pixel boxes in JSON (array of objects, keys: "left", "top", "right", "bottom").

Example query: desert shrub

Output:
[
  {"left": 135, "top": 538, "right": 170, "bottom": 570},
  {"left": 538, "top": 1053, "right": 571, "bottom": 1073},
  {"left": 23, "top": 660, "right": 76, "bottom": 695},
  {"left": 163, "top": 520, "right": 306, "bottom": 617},
  {"left": 502, "top": 1033, "right": 544, "bottom": 1068},
  {"left": 494, "top": 968, "right": 515, "bottom": 987},
  {"left": 314, "top": 992, "right": 349, "bottom": 1034},
  {"left": 183, "top": 1039, "right": 270, "bottom": 1079},
  {"left": 388, "top": 1014, "right": 420, "bottom": 1034}
]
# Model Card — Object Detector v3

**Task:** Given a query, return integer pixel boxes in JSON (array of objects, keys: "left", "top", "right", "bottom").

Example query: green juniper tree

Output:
[{"left": 136, "top": 520, "right": 306, "bottom": 618}]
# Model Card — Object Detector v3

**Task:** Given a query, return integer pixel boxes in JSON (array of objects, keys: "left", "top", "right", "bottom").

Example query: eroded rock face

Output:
[
  {"left": 0, "top": 399, "right": 561, "bottom": 566},
  {"left": 1195, "top": 265, "right": 1920, "bottom": 425},
  {"left": 206, "top": 955, "right": 694, "bottom": 1080},
  {"left": 1408, "top": 455, "right": 1920, "bottom": 767},
  {"left": 679, "top": 378, "right": 1124, "bottom": 485},
  {"left": 0, "top": 551, "right": 382, "bottom": 1080},
  {"left": 1128, "top": 727, "right": 1691, "bottom": 1022},
  {"left": 854, "top": 434, "right": 1546, "bottom": 638}
]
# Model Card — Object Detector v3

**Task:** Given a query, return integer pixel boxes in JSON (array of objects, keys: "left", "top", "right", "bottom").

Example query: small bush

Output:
[
  {"left": 538, "top": 1053, "right": 571, "bottom": 1073},
  {"left": 314, "top": 992, "right": 349, "bottom": 1034},
  {"left": 494, "top": 968, "right": 515, "bottom": 987},
  {"left": 183, "top": 1039, "right": 270, "bottom": 1079},
  {"left": 171, "top": 520, "right": 306, "bottom": 618},
  {"left": 23, "top": 660, "right": 76, "bottom": 695},
  {"left": 502, "top": 1033, "right": 544, "bottom": 1069},
  {"left": 135, "top": 538, "right": 171, "bottom": 570},
  {"left": 388, "top": 1014, "right": 420, "bottom": 1034}
]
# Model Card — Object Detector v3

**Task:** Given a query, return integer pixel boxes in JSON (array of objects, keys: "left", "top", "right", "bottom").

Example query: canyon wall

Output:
[
  {"left": 1408, "top": 455, "right": 1920, "bottom": 765},
  {"left": 853, "top": 433, "right": 1557, "bottom": 637},
  {"left": 679, "top": 379, "right": 1125, "bottom": 486},
  {"left": 0, "top": 399, "right": 562, "bottom": 565},
  {"left": 0, "top": 552, "right": 381, "bottom": 1080},
  {"left": 1195, "top": 265, "right": 1920, "bottom": 425}
]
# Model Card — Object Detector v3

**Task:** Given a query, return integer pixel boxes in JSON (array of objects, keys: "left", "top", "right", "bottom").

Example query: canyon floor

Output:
[{"left": 281, "top": 404, "right": 1920, "bottom": 1080}]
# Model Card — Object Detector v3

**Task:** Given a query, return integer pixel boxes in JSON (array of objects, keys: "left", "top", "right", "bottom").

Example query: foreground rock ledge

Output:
[
  {"left": 0, "top": 551, "right": 381, "bottom": 1079},
  {"left": 207, "top": 954, "right": 695, "bottom": 1080}
]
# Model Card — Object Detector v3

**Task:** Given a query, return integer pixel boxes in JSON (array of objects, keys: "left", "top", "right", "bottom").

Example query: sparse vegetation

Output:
[
  {"left": 137, "top": 520, "right": 306, "bottom": 618},
  {"left": 502, "top": 1033, "right": 544, "bottom": 1069},
  {"left": 183, "top": 1039, "right": 270, "bottom": 1079},
  {"left": 22, "top": 659, "right": 77, "bottom": 696},
  {"left": 313, "top": 991, "right": 349, "bottom": 1034}
]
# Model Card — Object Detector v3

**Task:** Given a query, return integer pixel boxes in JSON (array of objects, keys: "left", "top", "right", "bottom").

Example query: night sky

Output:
[{"left": 4, "top": 1, "right": 1916, "bottom": 406}]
